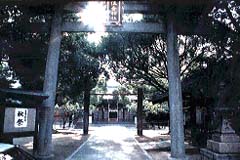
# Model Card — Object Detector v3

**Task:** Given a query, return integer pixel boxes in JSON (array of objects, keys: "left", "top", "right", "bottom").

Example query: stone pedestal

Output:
[{"left": 200, "top": 119, "right": 240, "bottom": 160}]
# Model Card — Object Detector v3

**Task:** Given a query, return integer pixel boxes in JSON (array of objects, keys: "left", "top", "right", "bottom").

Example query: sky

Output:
[
  {"left": 87, "top": 32, "right": 108, "bottom": 45},
  {"left": 80, "top": 1, "right": 143, "bottom": 44}
]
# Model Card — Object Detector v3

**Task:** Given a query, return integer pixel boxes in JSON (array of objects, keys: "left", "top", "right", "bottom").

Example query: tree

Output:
[
  {"left": 97, "top": 0, "right": 240, "bottom": 111},
  {"left": 0, "top": 5, "right": 106, "bottom": 106},
  {"left": 58, "top": 33, "right": 106, "bottom": 103},
  {"left": 98, "top": 33, "right": 218, "bottom": 94},
  {"left": 184, "top": 0, "right": 240, "bottom": 110},
  {"left": 0, "top": 5, "right": 52, "bottom": 90}
]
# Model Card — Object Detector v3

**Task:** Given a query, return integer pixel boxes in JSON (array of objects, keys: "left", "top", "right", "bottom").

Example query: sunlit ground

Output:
[
  {"left": 68, "top": 124, "right": 153, "bottom": 160},
  {"left": 13, "top": 129, "right": 90, "bottom": 160},
  {"left": 12, "top": 124, "right": 201, "bottom": 160}
]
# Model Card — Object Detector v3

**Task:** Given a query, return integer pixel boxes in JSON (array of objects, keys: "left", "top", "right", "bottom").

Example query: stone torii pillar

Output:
[
  {"left": 36, "top": 6, "right": 63, "bottom": 159},
  {"left": 166, "top": 10, "right": 186, "bottom": 160}
]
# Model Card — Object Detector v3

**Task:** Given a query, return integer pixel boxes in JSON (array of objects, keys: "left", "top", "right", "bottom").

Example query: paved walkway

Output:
[{"left": 67, "top": 125, "right": 153, "bottom": 160}]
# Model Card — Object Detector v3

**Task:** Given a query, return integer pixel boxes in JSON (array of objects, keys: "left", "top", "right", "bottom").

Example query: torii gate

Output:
[
  {"left": 0, "top": 1, "right": 214, "bottom": 160},
  {"left": 88, "top": 89, "right": 143, "bottom": 135}
]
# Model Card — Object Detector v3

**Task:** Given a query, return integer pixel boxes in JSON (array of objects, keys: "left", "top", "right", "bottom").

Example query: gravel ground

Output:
[
  {"left": 13, "top": 125, "right": 201, "bottom": 160},
  {"left": 13, "top": 129, "right": 90, "bottom": 160},
  {"left": 135, "top": 128, "right": 201, "bottom": 160}
]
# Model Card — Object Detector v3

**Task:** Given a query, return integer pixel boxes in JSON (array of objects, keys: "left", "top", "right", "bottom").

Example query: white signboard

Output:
[{"left": 14, "top": 108, "right": 28, "bottom": 128}]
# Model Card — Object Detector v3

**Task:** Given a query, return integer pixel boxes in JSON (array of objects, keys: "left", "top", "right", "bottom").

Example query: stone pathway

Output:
[{"left": 67, "top": 125, "right": 153, "bottom": 160}]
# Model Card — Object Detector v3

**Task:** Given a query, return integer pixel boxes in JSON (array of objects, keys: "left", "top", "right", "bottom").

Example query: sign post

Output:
[{"left": 0, "top": 89, "right": 48, "bottom": 148}]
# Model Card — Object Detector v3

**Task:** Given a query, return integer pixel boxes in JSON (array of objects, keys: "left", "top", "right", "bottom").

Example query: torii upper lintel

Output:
[{"left": 0, "top": 0, "right": 213, "bottom": 6}]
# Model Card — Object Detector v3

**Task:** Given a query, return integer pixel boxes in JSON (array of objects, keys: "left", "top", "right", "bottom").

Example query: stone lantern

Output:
[{"left": 200, "top": 82, "right": 240, "bottom": 159}]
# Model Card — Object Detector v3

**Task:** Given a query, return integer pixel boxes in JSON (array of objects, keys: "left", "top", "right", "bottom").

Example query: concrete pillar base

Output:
[{"left": 168, "top": 156, "right": 188, "bottom": 160}]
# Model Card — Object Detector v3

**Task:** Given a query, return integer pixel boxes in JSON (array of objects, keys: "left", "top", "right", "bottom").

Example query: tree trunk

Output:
[
  {"left": 83, "top": 82, "right": 90, "bottom": 135},
  {"left": 137, "top": 88, "right": 143, "bottom": 136}
]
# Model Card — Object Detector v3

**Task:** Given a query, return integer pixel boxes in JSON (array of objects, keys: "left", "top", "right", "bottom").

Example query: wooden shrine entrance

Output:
[
  {"left": 0, "top": 1, "right": 214, "bottom": 160},
  {"left": 82, "top": 91, "right": 142, "bottom": 134},
  {"left": 90, "top": 93, "right": 138, "bottom": 123}
]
